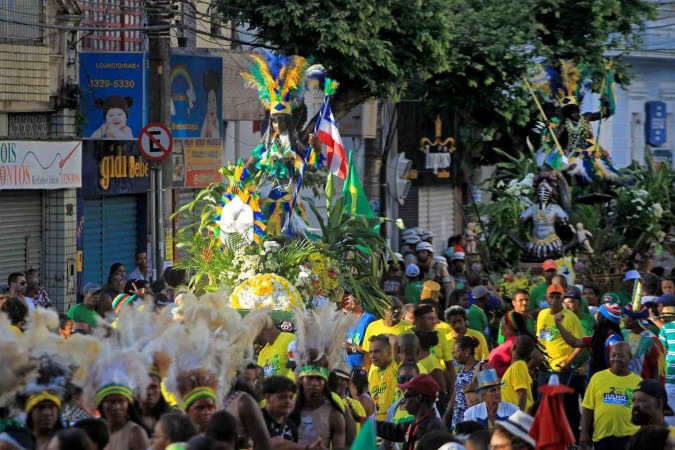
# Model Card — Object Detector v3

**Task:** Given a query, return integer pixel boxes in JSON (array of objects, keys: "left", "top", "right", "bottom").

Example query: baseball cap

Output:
[
  {"left": 542, "top": 259, "right": 557, "bottom": 271},
  {"left": 602, "top": 292, "right": 619, "bottom": 304},
  {"left": 599, "top": 303, "right": 622, "bottom": 324},
  {"left": 398, "top": 374, "right": 439, "bottom": 399},
  {"left": 405, "top": 264, "right": 420, "bottom": 278},
  {"left": 420, "top": 230, "right": 434, "bottom": 240},
  {"left": 658, "top": 293, "right": 675, "bottom": 307},
  {"left": 400, "top": 229, "right": 416, "bottom": 238},
  {"left": 546, "top": 284, "right": 565, "bottom": 295},
  {"left": 635, "top": 379, "right": 672, "bottom": 412},
  {"left": 416, "top": 242, "right": 434, "bottom": 253},
  {"left": 83, "top": 282, "right": 102, "bottom": 294},
  {"left": 623, "top": 270, "right": 641, "bottom": 282},
  {"left": 387, "top": 252, "right": 404, "bottom": 262},
  {"left": 451, "top": 252, "right": 465, "bottom": 261},
  {"left": 563, "top": 290, "right": 581, "bottom": 301},
  {"left": 472, "top": 285, "right": 489, "bottom": 299}
]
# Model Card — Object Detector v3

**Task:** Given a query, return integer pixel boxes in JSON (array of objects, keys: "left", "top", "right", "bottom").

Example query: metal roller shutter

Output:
[
  {"left": 0, "top": 190, "right": 43, "bottom": 281},
  {"left": 82, "top": 196, "right": 139, "bottom": 285},
  {"left": 418, "top": 186, "right": 456, "bottom": 254}
]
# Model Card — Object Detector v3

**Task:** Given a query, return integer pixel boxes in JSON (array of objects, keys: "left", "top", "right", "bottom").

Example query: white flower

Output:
[
  {"left": 263, "top": 241, "right": 280, "bottom": 252},
  {"left": 497, "top": 180, "right": 505, "bottom": 189},
  {"left": 652, "top": 203, "right": 664, "bottom": 219},
  {"left": 636, "top": 206, "right": 643, "bottom": 211}
]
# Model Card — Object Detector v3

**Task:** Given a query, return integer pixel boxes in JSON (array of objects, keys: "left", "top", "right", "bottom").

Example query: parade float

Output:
[
  {"left": 175, "top": 52, "right": 394, "bottom": 317},
  {"left": 472, "top": 60, "right": 674, "bottom": 289}
]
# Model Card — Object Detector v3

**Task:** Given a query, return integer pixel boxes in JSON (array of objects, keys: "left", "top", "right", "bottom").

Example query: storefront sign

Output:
[
  {"left": 172, "top": 138, "right": 223, "bottom": 188},
  {"left": 82, "top": 140, "right": 149, "bottom": 195},
  {"left": 0, "top": 141, "right": 82, "bottom": 189},
  {"left": 79, "top": 52, "right": 146, "bottom": 140},
  {"left": 170, "top": 54, "right": 223, "bottom": 138}
]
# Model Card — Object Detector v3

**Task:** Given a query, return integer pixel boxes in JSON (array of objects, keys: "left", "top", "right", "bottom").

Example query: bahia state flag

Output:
[{"left": 316, "top": 96, "right": 348, "bottom": 179}]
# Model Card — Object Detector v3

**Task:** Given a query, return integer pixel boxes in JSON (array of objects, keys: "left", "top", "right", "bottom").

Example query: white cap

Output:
[
  {"left": 403, "top": 235, "right": 422, "bottom": 245},
  {"left": 416, "top": 242, "right": 434, "bottom": 252},
  {"left": 451, "top": 252, "right": 466, "bottom": 261},
  {"left": 405, "top": 264, "right": 420, "bottom": 277},
  {"left": 420, "top": 230, "right": 434, "bottom": 239}
]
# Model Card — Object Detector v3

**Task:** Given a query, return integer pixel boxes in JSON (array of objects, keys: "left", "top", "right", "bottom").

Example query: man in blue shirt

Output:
[{"left": 343, "top": 293, "right": 377, "bottom": 370}]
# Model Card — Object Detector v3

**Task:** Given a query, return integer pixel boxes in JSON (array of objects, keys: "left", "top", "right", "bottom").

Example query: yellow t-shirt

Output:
[
  {"left": 581, "top": 369, "right": 642, "bottom": 441},
  {"left": 344, "top": 396, "right": 366, "bottom": 433},
  {"left": 445, "top": 328, "right": 489, "bottom": 372},
  {"left": 536, "top": 308, "right": 584, "bottom": 369},
  {"left": 362, "top": 320, "right": 413, "bottom": 352},
  {"left": 429, "top": 330, "right": 453, "bottom": 363},
  {"left": 501, "top": 360, "right": 533, "bottom": 412},
  {"left": 258, "top": 332, "right": 296, "bottom": 379},
  {"left": 368, "top": 361, "right": 401, "bottom": 421},
  {"left": 418, "top": 353, "right": 443, "bottom": 374}
]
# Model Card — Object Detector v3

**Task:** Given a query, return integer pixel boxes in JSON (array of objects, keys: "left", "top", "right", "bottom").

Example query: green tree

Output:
[{"left": 218, "top": 0, "right": 456, "bottom": 120}]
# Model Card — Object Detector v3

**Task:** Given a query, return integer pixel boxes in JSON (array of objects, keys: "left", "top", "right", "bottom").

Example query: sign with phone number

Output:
[{"left": 0, "top": 141, "right": 82, "bottom": 189}]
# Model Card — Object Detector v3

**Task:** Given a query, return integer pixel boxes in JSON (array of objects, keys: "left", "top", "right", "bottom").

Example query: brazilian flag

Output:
[{"left": 342, "top": 150, "right": 376, "bottom": 219}]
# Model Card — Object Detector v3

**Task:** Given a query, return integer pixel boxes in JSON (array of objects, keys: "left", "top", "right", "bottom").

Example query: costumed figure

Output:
[
  {"left": 241, "top": 52, "right": 326, "bottom": 237},
  {"left": 291, "top": 304, "right": 357, "bottom": 448},
  {"left": 519, "top": 172, "right": 569, "bottom": 260},
  {"left": 85, "top": 307, "right": 154, "bottom": 450},
  {"left": 531, "top": 60, "right": 620, "bottom": 183},
  {"left": 19, "top": 310, "right": 100, "bottom": 438},
  {"left": 164, "top": 293, "right": 268, "bottom": 432}
]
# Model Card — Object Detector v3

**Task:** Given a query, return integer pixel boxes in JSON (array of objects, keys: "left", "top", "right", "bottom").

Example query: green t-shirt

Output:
[
  {"left": 579, "top": 312, "right": 595, "bottom": 336},
  {"left": 66, "top": 303, "right": 99, "bottom": 327},
  {"left": 404, "top": 281, "right": 424, "bottom": 305},
  {"left": 467, "top": 304, "right": 489, "bottom": 338}
]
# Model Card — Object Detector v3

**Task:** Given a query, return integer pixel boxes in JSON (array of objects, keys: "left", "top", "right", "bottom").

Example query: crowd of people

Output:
[{"left": 1, "top": 236, "right": 675, "bottom": 450}]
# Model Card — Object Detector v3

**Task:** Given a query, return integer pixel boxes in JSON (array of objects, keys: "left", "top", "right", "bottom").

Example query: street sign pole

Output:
[{"left": 149, "top": 162, "right": 157, "bottom": 282}]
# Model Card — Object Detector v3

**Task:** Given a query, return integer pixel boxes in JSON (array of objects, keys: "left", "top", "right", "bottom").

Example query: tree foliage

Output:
[{"left": 218, "top": 0, "right": 653, "bottom": 158}]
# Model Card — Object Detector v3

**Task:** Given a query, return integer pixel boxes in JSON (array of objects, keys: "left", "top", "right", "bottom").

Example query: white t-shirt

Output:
[
  {"left": 128, "top": 267, "right": 146, "bottom": 281},
  {"left": 24, "top": 296, "right": 35, "bottom": 312}
]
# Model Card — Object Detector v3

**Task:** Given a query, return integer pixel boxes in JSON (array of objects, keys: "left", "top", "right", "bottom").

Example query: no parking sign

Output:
[{"left": 138, "top": 123, "right": 172, "bottom": 161}]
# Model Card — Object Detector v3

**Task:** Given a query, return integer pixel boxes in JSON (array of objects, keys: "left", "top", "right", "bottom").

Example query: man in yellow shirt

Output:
[
  {"left": 445, "top": 306, "right": 489, "bottom": 362},
  {"left": 581, "top": 342, "right": 642, "bottom": 449},
  {"left": 536, "top": 283, "right": 585, "bottom": 442},
  {"left": 362, "top": 298, "right": 412, "bottom": 371},
  {"left": 257, "top": 320, "right": 296, "bottom": 379},
  {"left": 501, "top": 336, "right": 535, "bottom": 412},
  {"left": 367, "top": 334, "right": 401, "bottom": 421}
]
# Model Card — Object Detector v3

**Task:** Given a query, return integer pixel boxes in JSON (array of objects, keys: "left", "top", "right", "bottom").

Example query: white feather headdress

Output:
[{"left": 293, "top": 303, "right": 356, "bottom": 379}]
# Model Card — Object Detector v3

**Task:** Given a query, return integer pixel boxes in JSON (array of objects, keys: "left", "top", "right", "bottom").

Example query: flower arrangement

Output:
[
  {"left": 498, "top": 271, "right": 544, "bottom": 300},
  {"left": 295, "top": 252, "right": 342, "bottom": 301},
  {"left": 230, "top": 273, "right": 304, "bottom": 311}
]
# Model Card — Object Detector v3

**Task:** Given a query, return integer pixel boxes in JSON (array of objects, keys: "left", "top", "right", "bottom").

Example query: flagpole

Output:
[
  {"left": 593, "top": 60, "right": 612, "bottom": 155},
  {"left": 523, "top": 77, "right": 565, "bottom": 157}
]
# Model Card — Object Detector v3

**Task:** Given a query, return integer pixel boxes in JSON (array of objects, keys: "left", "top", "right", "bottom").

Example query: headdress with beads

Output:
[{"left": 531, "top": 60, "right": 592, "bottom": 109}]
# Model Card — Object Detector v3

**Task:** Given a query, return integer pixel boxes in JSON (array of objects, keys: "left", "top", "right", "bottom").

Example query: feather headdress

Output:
[
  {"left": 112, "top": 303, "right": 177, "bottom": 380},
  {"left": 292, "top": 304, "right": 356, "bottom": 380},
  {"left": 241, "top": 51, "right": 325, "bottom": 115},
  {"left": 21, "top": 309, "right": 100, "bottom": 413},
  {"left": 164, "top": 291, "right": 267, "bottom": 410},
  {"left": 531, "top": 60, "right": 592, "bottom": 108},
  {"left": 0, "top": 314, "right": 37, "bottom": 408},
  {"left": 85, "top": 306, "right": 152, "bottom": 408}
]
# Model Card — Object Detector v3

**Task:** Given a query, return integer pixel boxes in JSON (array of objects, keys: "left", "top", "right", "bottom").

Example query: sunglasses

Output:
[{"left": 397, "top": 375, "right": 414, "bottom": 384}]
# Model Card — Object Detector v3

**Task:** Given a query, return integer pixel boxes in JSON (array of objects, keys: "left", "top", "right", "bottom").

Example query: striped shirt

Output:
[{"left": 658, "top": 321, "right": 675, "bottom": 385}]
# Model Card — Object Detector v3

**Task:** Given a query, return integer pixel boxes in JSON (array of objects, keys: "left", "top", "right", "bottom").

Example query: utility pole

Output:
[
  {"left": 363, "top": 103, "right": 383, "bottom": 214},
  {"left": 146, "top": 0, "right": 172, "bottom": 280}
]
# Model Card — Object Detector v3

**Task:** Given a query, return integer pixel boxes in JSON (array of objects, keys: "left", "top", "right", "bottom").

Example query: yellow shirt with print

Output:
[
  {"left": 445, "top": 328, "right": 489, "bottom": 372},
  {"left": 501, "top": 360, "right": 533, "bottom": 412},
  {"left": 368, "top": 360, "right": 401, "bottom": 421},
  {"left": 536, "top": 308, "right": 584, "bottom": 369},
  {"left": 362, "top": 320, "right": 413, "bottom": 352},
  {"left": 581, "top": 369, "right": 642, "bottom": 441},
  {"left": 258, "top": 332, "right": 296, "bottom": 379}
]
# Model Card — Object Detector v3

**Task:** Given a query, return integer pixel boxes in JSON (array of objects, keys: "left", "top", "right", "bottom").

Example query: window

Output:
[
  {"left": 80, "top": 0, "right": 143, "bottom": 51},
  {"left": 0, "top": 0, "right": 43, "bottom": 41}
]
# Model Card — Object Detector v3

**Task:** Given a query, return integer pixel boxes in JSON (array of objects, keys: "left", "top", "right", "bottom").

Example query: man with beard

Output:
[
  {"left": 631, "top": 379, "right": 675, "bottom": 436},
  {"left": 362, "top": 298, "right": 412, "bottom": 372}
]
